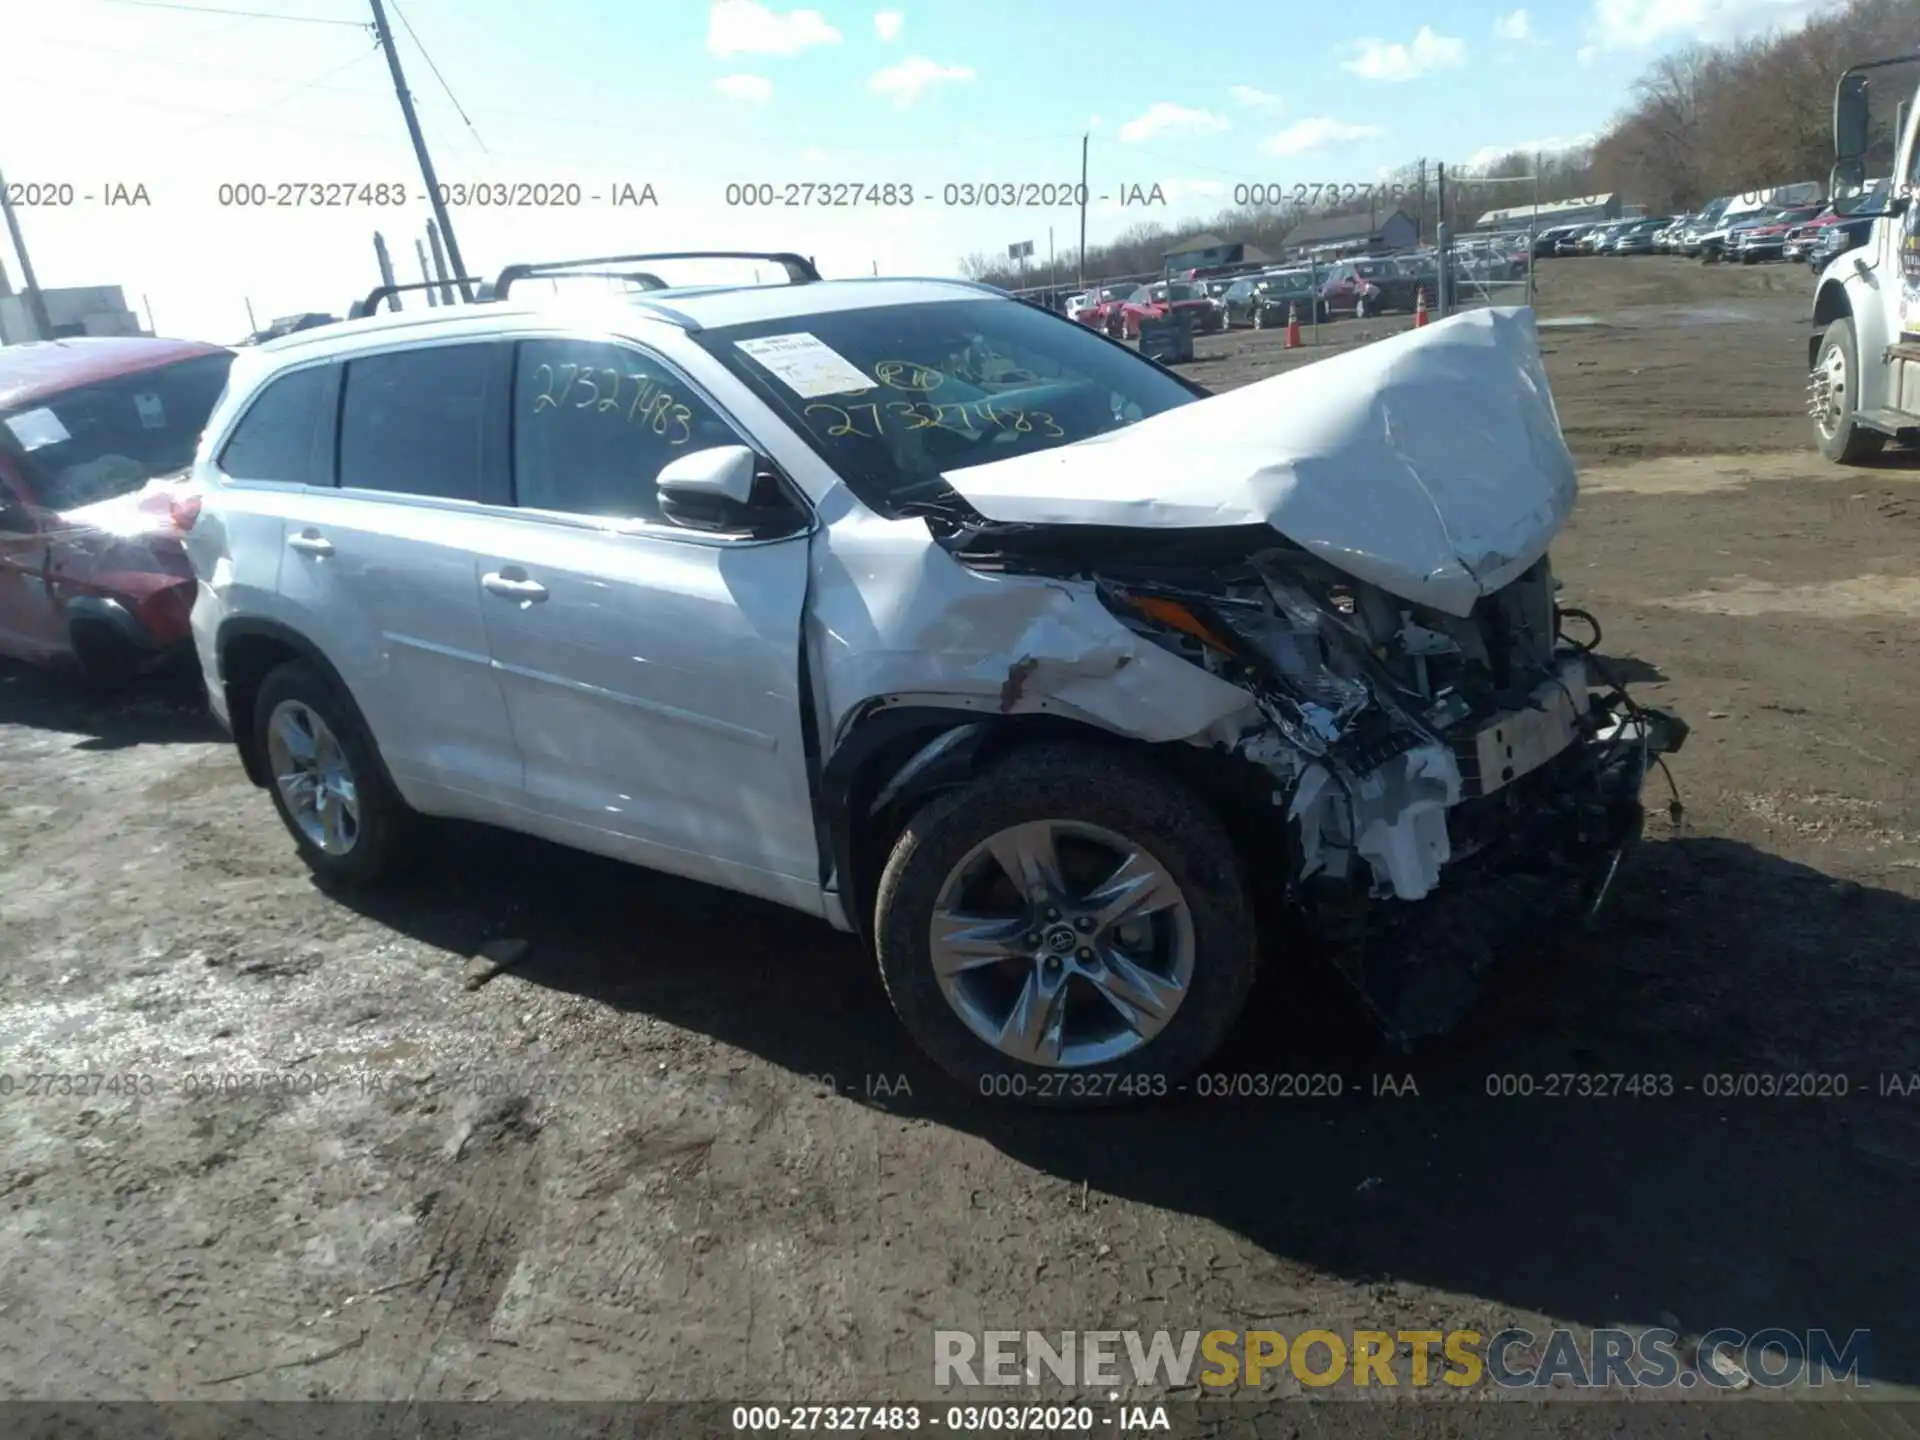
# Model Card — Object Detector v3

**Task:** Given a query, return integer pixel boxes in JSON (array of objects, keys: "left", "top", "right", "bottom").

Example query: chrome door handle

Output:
[
  {"left": 482, "top": 572, "right": 548, "bottom": 602},
  {"left": 287, "top": 532, "right": 333, "bottom": 556}
]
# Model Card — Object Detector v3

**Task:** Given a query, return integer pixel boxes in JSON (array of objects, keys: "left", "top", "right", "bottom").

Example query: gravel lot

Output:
[{"left": 3, "top": 258, "right": 1916, "bottom": 1420}]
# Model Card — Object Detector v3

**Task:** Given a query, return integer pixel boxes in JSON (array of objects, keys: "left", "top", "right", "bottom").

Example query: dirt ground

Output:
[{"left": 3, "top": 257, "right": 1917, "bottom": 1424}]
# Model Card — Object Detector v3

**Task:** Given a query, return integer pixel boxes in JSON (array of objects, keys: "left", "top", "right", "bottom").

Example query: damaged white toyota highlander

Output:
[{"left": 183, "top": 252, "right": 1686, "bottom": 1103}]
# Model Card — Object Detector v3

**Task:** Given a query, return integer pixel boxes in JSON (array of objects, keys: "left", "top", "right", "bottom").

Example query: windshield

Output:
[
  {"left": 696, "top": 298, "right": 1203, "bottom": 518},
  {"left": 1163, "top": 282, "right": 1204, "bottom": 301},
  {"left": 0, "top": 351, "right": 234, "bottom": 511}
]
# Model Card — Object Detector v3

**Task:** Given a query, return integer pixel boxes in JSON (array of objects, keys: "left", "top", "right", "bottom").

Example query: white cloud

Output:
[
  {"left": 1267, "top": 118, "right": 1390, "bottom": 156},
  {"left": 707, "top": 0, "right": 841, "bottom": 57},
  {"left": 1583, "top": 0, "right": 1839, "bottom": 56},
  {"left": 873, "top": 10, "right": 903, "bottom": 41},
  {"left": 1465, "top": 132, "right": 1596, "bottom": 167},
  {"left": 1342, "top": 26, "right": 1469, "bottom": 81},
  {"left": 1117, "top": 102, "right": 1230, "bottom": 143},
  {"left": 1494, "top": 8, "right": 1531, "bottom": 39},
  {"left": 868, "top": 55, "right": 974, "bottom": 106},
  {"left": 1228, "top": 85, "right": 1284, "bottom": 110},
  {"left": 713, "top": 72, "right": 773, "bottom": 103},
  {"left": 1262, "top": 117, "right": 1387, "bottom": 156}
]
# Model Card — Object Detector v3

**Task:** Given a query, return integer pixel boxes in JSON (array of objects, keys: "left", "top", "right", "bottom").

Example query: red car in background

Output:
[
  {"left": 1088, "top": 281, "right": 1226, "bottom": 340},
  {"left": 1073, "top": 283, "right": 1143, "bottom": 331},
  {"left": 0, "top": 337, "right": 235, "bottom": 681}
]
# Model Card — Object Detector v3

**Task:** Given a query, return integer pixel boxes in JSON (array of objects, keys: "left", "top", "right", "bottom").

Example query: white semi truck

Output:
[{"left": 1811, "top": 58, "right": 1920, "bottom": 461}]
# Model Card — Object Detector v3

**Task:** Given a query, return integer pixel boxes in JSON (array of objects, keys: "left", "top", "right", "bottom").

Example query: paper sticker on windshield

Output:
[
  {"left": 134, "top": 392, "right": 167, "bottom": 429},
  {"left": 734, "top": 333, "right": 875, "bottom": 398},
  {"left": 3, "top": 407, "right": 71, "bottom": 452}
]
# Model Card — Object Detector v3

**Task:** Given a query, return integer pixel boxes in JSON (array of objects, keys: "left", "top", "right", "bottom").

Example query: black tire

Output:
[
  {"left": 252, "top": 659, "right": 413, "bottom": 888},
  {"left": 1813, "top": 316, "right": 1887, "bottom": 465},
  {"left": 68, "top": 623, "right": 143, "bottom": 691},
  {"left": 873, "top": 743, "right": 1258, "bottom": 1106}
]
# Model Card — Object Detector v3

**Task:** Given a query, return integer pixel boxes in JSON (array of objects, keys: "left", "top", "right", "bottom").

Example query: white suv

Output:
[{"left": 182, "top": 251, "right": 1683, "bottom": 1101}]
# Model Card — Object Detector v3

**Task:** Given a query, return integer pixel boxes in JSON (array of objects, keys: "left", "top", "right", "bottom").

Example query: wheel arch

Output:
[
  {"left": 821, "top": 704, "right": 1294, "bottom": 950},
  {"left": 1810, "top": 281, "right": 1853, "bottom": 368},
  {"left": 216, "top": 617, "right": 400, "bottom": 797}
]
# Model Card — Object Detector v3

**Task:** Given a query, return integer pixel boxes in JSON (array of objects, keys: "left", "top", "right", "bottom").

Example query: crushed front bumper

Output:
[{"left": 1308, "top": 692, "right": 1688, "bottom": 1042}]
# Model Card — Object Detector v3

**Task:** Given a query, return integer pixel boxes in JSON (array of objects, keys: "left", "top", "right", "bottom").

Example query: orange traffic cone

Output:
[
  {"left": 1284, "top": 303, "right": 1303, "bottom": 349},
  {"left": 1414, "top": 288, "right": 1429, "bottom": 327}
]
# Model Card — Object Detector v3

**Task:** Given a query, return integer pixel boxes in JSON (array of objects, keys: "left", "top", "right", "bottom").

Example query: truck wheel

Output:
[
  {"left": 873, "top": 743, "right": 1258, "bottom": 1106},
  {"left": 1812, "top": 316, "right": 1887, "bottom": 465}
]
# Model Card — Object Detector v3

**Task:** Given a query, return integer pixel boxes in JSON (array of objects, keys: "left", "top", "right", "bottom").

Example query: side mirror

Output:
[
  {"left": 656, "top": 444, "right": 805, "bottom": 537},
  {"left": 1836, "top": 72, "right": 1871, "bottom": 163}
]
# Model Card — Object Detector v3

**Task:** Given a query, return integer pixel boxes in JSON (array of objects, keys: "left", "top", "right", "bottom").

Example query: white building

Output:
[{"left": 0, "top": 284, "right": 146, "bottom": 344}]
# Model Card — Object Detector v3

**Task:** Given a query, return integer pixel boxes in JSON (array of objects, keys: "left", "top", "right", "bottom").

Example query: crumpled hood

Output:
[{"left": 941, "top": 306, "right": 1577, "bottom": 618}]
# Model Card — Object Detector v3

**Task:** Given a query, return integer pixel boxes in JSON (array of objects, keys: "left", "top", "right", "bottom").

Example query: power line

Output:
[
  {"left": 385, "top": 0, "right": 486, "bottom": 154},
  {"left": 183, "top": 39, "right": 384, "bottom": 130},
  {"left": 17, "top": 27, "right": 387, "bottom": 91},
  {"left": 93, "top": 0, "right": 370, "bottom": 25}
]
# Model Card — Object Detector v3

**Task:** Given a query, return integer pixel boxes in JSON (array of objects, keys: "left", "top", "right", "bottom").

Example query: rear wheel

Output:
[
  {"left": 874, "top": 744, "right": 1258, "bottom": 1105},
  {"left": 253, "top": 660, "right": 413, "bottom": 887},
  {"left": 1811, "top": 316, "right": 1887, "bottom": 465}
]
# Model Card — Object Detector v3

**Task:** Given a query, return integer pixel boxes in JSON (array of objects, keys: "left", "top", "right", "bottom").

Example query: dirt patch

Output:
[
  {"left": 1651, "top": 573, "right": 1920, "bottom": 618},
  {"left": 2, "top": 254, "right": 1918, "bottom": 1412}
]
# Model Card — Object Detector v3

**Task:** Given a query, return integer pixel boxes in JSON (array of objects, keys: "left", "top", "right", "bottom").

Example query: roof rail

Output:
[
  {"left": 348, "top": 279, "right": 484, "bottom": 319},
  {"left": 490, "top": 250, "right": 820, "bottom": 300}
]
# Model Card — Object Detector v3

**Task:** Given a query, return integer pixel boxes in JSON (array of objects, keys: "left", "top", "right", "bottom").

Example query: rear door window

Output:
[
  {"left": 338, "top": 343, "right": 504, "bottom": 502},
  {"left": 218, "top": 363, "right": 336, "bottom": 485}
]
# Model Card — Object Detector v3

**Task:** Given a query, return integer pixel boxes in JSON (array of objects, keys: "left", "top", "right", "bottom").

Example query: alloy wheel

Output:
[
  {"left": 266, "top": 699, "right": 361, "bottom": 855},
  {"left": 927, "top": 819, "right": 1196, "bottom": 1068}
]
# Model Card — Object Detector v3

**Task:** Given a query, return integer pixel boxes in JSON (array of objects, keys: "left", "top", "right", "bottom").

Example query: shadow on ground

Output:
[
  {"left": 335, "top": 824, "right": 1919, "bottom": 1387},
  {"left": 0, "top": 660, "right": 220, "bottom": 749}
]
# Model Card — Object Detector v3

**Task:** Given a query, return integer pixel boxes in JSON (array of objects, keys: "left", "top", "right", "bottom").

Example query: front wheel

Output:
[
  {"left": 1811, "top": 316, "right": 1887, "bottom": 465},
  {"left": 874, "top": 744, "right": 1258, "bottom": 1105}
]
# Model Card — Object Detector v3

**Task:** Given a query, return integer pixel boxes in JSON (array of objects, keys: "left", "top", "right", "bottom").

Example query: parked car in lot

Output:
[
  {"left": 0, "top": 337, "right": 235, "bottom": 679},
  {"left": 1320, "top": 258, "right": 1421, "bottom": 317},
  {"left": 1695, "top": 211, "right": 1782, "bottom": 263},
  {"left": 1808, "top": 213, "right": 1874, "bottom": 270},
  {"left": 1139, "top": 280, "right": 1228, "bottom": 335},
  {"left": 1250, "top": 270, "right": 1324, "bottom": 328},
  {"left": 1554, "top": 225, "right": 1599, "bottom": 255},
  {"left": 1731, "top": 205, "right": 1825, "bottom": 263},
  {"left": 1611, "top": 218, "right": 1672, "bottom": 255},
  {"left": 1220, "top": 270, "right": 1311, "bottom": 329},
  {"left": 179, "top": 250, "right": 1683, "bottom": 1099},
  {"left": 1533, "top": 225, "right": 1581, "bottom": 257},
  {"left": 1072, "top": 283, "right": 1141, "bottom": 329}
]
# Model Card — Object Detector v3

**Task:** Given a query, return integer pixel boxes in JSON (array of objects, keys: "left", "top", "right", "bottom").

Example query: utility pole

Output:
[
  {"left": 1077, "top": 132, "right": 1089, "bottom": 289},
  {"left": 373, "top": 231, "right": 399, "bottom": 310},
  {"left": 415, "top": 237, "right": 438, "bottom": 304},
  {"left": 368, "top": 0, "right": 472, "bottom": 301},
  {"left": 426, "top": 220, "right": 455, "bottom": 305},
  {"left": 0, "top": 164, "right": 55, "bottom": 340},
  {"left": 1416, "top": 158, "right": 1427, "bottom": 243}
]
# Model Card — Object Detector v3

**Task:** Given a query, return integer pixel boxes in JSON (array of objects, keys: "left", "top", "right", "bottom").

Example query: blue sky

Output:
[{"left": 3, "top": 0, "right": 1842, "bottom": 341}]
